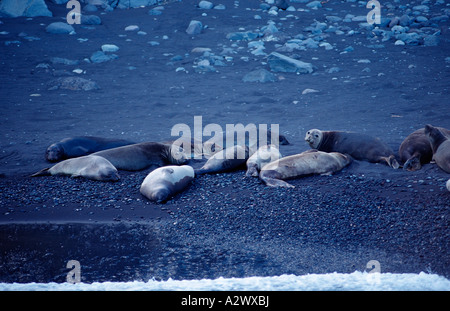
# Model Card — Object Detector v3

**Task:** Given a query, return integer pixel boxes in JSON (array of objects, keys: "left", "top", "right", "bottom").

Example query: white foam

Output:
[{"left": 1, "top": 272, "right": 449, "bottom": 291}]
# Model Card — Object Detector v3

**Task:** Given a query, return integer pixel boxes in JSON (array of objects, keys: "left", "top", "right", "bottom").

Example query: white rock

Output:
[
  {"left": 101, "top": 44, "right": 119, "bottom": 52},
  {"left": 125, "top": 25, "right": 139, "bottom": 31},
  {"left": 199, "top": 1, "right": 214, "bottom": 9},
  {"left": 302, "top": 88, "right": 319, "bottom": 94}
]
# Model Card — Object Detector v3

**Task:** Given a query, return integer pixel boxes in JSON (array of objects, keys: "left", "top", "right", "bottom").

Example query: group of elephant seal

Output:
[
  {"left": 34, "top": 141, "right": 188, "bottom": 181},
  {"left": 399, "top": 126, "right": 450, "bottom": 171},
  {"left": 32, "top": 123, "right": 450, "bottom": 202}
]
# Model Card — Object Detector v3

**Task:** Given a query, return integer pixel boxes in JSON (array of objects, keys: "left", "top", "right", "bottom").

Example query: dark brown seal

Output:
[
  {"left": 424, "top": 124, "right": 450, "bottom": 173},
  {"left": 46, "top": 136, "right": 135, "bottom": 162},
  {"left": 399, "top": 127, "right": 450, "bottom": 171},
  {"left": 305, "top": 129, "right": 399, "bottom": 169},
  {"left": 92, "top": 142, "right": 188, "bottom": 171}
]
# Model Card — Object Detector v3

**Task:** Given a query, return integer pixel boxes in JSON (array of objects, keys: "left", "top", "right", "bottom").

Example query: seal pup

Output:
[
  {"left": 259, "top": 149, "right": 352, "bottom": 188},
  {"left": 91, "top": 142, "right": 187, "bottom": 171},
  {"left": 305, "top": 129, "right": 399, "bottom": 169},
  {"left": 245, "top": 144, "right": 282, "bottom": 177},
  {"left": 140, "top": 165, "right": 195, "bottom": 203},
  {"left": 195, "top": 145, "right": 250, "bottom": 175},
  {"left": 31, "top": 155, "right": 120, "bottom": 181},
  {"left": 46, "top": 136, "right": 135, "bottom": 162},
  {"left": 399, "top": 127, "right": 450, "bottom": 171},
  {"left": 424, "top": 124, "right": 450, "bottom": 173}
]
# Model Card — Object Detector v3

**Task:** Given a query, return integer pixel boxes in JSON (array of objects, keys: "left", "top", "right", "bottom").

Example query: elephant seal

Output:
[
  {"left": 424, "top": 124, "right": 450, "bottom": 173},
  {"left": 31, "top": 155, "right": 119, "bottom": 181},
  {"left": 305, "top": 129, "right": 399, "bottom": 169},
  {"left": 195, "top": 145, "right": 250, "bottom": 175},
  {"left": 259, "top": 149, "right": 352, "bottom": 188},
  {"left": 46, "top": 136, "right": 135, "bottom": 162},
  {"left": 140, "top": 165, "right": 195, "bottom": 203},
  {"left": 245, "top": 144, "right": 282, "bottom": 177},
  {"left": 91, "top": 142, "right": 187, "bottom": 171},
  {"left": 399, "top": 127, "right": 450, "bottom": 171},
  {"left": 162, "top": 137, "right": 221, "bottom": 159}
]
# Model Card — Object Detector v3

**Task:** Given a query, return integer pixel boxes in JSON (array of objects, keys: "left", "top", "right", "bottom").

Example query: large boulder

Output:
[
  {"left": 0, "top": 0, "right": 52, "bottom": 18},
  {"left": 267, "top": 52, "right": 314, "bottom": 74}
]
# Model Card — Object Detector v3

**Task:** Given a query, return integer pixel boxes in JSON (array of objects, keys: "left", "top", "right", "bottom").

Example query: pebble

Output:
[
  {"left": 47, "top": 77, "right": 99, "bottom": 91},
  {"left": 46, "top": 22, "right": 75, "bottom": 34},
  {"left": 267, "top": 52, "right": 314, "bottom": 74},
  {"left": 90, "top": 51, "right": 118, "bottom": 63},
  {"left": 101, "top": 44, "right": 119, "bottom": 53},
  {"left": 81, "top": 15, "right": 102, "bottom": 25},
  {"left": 186, "top": 20, "right": 203, "bottom": 35},
  {"left": 198, "top": 1, "right": 214, "bottom": 9},
  {"left": 242, "top": 69, "right": 276, "bottom": 83},
  {"left": 306, "top": 1, "right": 322, "bottom": 9},
  {"left": 125, "top": 25, "right": 139, "bottom": 32}
]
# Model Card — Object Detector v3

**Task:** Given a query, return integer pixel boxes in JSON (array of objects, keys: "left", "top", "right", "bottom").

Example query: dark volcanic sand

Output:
[{"left": 0, "top": 0, "right": 449, "bottom": 283}]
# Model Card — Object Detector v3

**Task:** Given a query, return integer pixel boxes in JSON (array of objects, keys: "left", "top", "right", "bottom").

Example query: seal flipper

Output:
[
  {"left": 31, "top": 168, "right": 51, "bottom": 177},
  {"left": 380, "top": 155, "right": 400, "bottom": 169},
  {"left": 261, "top": 177, "right": 295, "bottom": 188}
]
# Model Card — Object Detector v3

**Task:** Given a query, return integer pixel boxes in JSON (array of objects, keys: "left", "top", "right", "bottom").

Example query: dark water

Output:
[{"left": 0, "top": 223, "right": 164, "bottom": 283}]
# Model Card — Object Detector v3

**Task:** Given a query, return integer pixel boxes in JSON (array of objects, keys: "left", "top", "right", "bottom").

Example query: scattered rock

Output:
[
  {"left": 47, "top": 77, "right": 99, "bottom": 91},
  {"left": 0, "top": 0, "right": 52, "bottom": 18},
  {"left": 51, "top": 57, "right": 80, "bottom": 66},
  {"left": 90, "top": 51, "right": 118, "bottom": 63},
  {"left": 423, "top": 35, "right": 440, "bottom": 47},
  {"left": 198, "top": 1, "right": 214, "bottom": 9},
  {"left": 148, "top": 8, "right": 163, "bottom": 15},
  {"left": 301, "top": 88, "right": 319, "bottom": 95},
  {"left": 226, "top": 31, "right": 260, "bottom": 41},
  {"left": 186, "top": 20, "right": 203, "bottom": 35},
  {"left": 306, "top": 1, "right": 322, "bottom": 9},
  {"left": 243, "top": 69, "right": 276, "bottom": 83},
  {"left": 81, "top": 15, "right": 102, "bottom": 25},
  {"left": 267, "top": 52, "right": 314, "bottom": 74},
  {"left": 125, "top": 25, "right": 140, "bottom": 32},
  {"left": 101, "top": 44, "right": 120, "bottom": 53},
  {"left": 46, "top": 22, "right": 75, "bottom": 34}
]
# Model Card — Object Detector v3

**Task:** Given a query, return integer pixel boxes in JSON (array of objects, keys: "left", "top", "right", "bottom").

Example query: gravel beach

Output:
[{"left": 0, "top": 0, "right": 449, "bottom": 284}]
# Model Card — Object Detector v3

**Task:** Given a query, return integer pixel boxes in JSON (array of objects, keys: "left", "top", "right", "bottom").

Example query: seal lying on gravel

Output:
[
  {"left": 259, "top": 149, "right": 352, "bottom": 188},
  {"left": 91, "top": 142, "right": 187, "bottom": 171},
  {"left": 46, "top": 136, "right": 135, "bottom": 162},
  {"left": 305, "top": 129, "right": 399, "bottom": 169},
  {"left": 424, "top": 124, "right": 450, "bottom": 173},
  {"left": 399, "top": 127, "right": 450, "bottom": 171},
  {"left": 31, "top": 155, "right": 120, "bottom": 181},
  {"left": 195, "top": 145, "right": 250, "bottom": 175},
  {"left": 162, "top": 137, "right": 221, "bottom": 159},
  {"left": 140, "top": 165, "right": 195, "bottom": 203},
  {"left": 245, "top": 144, "right": 282, "bottom": 177}
]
